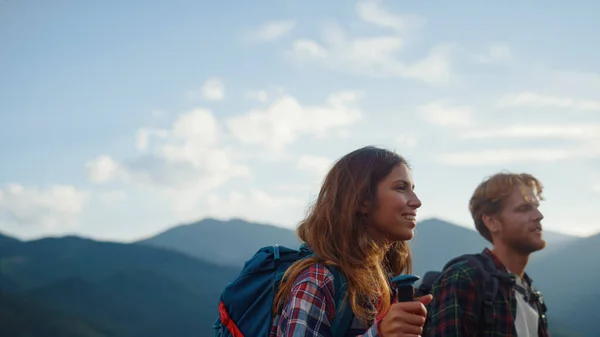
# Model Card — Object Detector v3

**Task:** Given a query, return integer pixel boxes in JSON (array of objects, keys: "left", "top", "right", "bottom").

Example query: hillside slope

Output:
[
  {"left": 527, "top": 233, "right": 600, "bottom": 335},
  {"left": 0, "top": 235, "right": 239, "bottom": 337},
  {"left": 136, "top": 218, "right": 300, "bottom": 267},
  {"left": 0, "top": 290, "right": 115, "bottom": 337}
]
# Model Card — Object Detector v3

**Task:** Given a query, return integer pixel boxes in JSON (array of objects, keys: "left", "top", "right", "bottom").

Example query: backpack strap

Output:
[
  {"left": 533, "top": 290, "right": 548, "bottom": 330},
  {"left": 300, "top": 244, "right": 354, "bottom": 337},
  {"left": 517, "top": 279, "right": 548, "bottom": 330},
  {"left": 328, "top": 266, "right": 354, "bottom": 337},
  {"left": 472, "top": 254, "right": 500, "bottom": 326},
  {"left": 415, "top": 271, "right": 442, "bottom": 297},
  {"left": 442, "top": 254, "right": 500, "bottom": 326},
  {"left": 463, "top": 254, "right": 549, "bottom": 331}
]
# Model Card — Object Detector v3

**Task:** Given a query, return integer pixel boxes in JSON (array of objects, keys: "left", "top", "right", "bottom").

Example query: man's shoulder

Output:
[{"left": 433, "top": 254, "right": 490, "bottom": 288}]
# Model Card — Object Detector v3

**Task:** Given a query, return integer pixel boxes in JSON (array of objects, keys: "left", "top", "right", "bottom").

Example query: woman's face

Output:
[{"left": 367, "top": 163, "right": 422, "bottom": 243}]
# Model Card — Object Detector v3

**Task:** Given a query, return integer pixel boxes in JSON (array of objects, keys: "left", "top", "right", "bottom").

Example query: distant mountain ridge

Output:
[
  {"left": 0, "top": 233, "right": 239, "bottom": 337},
  {"left": 136, "top": 217, "right": 578, "bottom": 271},
  {"left": 0, "top": 232, "right": 21, "bottom": 246},
  {"left": 136, "top": 217, "right": 301, "bottom": 267},
  {"left": 0, "top": 217, "right": 594, "bottom": 337},
  {"left": 527, "top": 232, "right": 600, "bottom": 334}
]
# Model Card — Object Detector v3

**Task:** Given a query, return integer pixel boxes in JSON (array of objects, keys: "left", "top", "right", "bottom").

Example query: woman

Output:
[{"left": 271, "top": 146, "right": 432, "bottom": 337}]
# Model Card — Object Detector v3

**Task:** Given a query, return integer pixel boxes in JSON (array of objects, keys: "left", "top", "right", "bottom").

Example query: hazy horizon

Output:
[{"left": 0, "top": 216, "right": 590, "bottom": 245}]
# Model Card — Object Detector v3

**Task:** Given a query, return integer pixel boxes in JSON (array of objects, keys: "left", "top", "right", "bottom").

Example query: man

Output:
[{"left": 423, "top": 172, "right": 550, "bottom": 337}]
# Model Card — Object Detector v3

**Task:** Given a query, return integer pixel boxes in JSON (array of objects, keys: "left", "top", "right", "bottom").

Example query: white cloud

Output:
[
  {"left": 97, "top": 190, "right": 127, "bottom": 203},
  {"left": 518, "top": 69, "right": 600, "bottom": 101},
  {"left": 461, "top": 124, "right": 600, "bottom": 140},
  {"left": 436, "top": 148, "right": 572, "bottom": 166},
  {"left": 436, "top": 121, "right": 600, "bottom": 166},
  {"left": 418, "top": 101, "right": 474, "bottom": 127},
  {"left": 355, "top": 0, "right": 423, "bottom": 33},
  {"left": 135, "top": 128, "right": 169, "bottom": 151},
  {"left": 274, "top": 184, "right": 313, "bottom": 193},
  {"left": 86, "top": 155, "right": 124, "bottom": 183},
  {"left": 244, "top": 20, "right": 296, "bottom": 43},
  {"left": 168, "top": 108, "right": 220, "bottom": 148},
  {"left": 498, "top": 92, "right": 600, "bottom": 111},
  {"left": 288, "top": 2, "right": 452, "bottom": 85},
  {"left": 0, "top": 184, "right": 88, "bottom": 230},
  {"left": 473, "top": 43, "right": 512, "bottom": 63},
  {"left": 297, "top": 155, "right": 332, "bottom": 177},
  {"left": 85, "top": 88, "right": 365, "bottom": 218},
  {"left": 151, "top": 110, "right": 165, "bottom": 119},
  {"left": 593, "top": 182, "right": 600, "bottom": 194},
  {"left": 447, "top": 123, "right": 600, "bottom": 165},
  {"left": 226, "top": 91, "right": 363, "bottom": 152},
  {"left": 293, "top": 39, "right": 328, "bottom": 58},
  {"left": 395, "top": 134, "right": 418, "bottom": 148},
  {"left": 245, "top": 90, "right": 269, "bottom": 102},
  {"left": 244, "top": 87, "right": 286, "bottom": 103},
  {"left": 190, "top": 77, "right": 225, "bottom": 101},
  {"left": 86, "top": 108, "right": 250, "bottom": 216}
]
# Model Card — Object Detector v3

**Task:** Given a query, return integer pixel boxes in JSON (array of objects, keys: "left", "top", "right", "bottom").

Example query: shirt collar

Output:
[{"left": 482, "top": 247, "right": 535, "bottom": 285}]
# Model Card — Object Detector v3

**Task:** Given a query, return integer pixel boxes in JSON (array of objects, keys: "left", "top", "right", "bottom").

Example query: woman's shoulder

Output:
[
  {"left": 286, "top": 261, "right": 345, "bottom": 308},
  {"left": 284, "top": 262, "right": 345, "bottom": 321},
  {"left": 291, "top": 261, "right": 337, "bottom": 290}
]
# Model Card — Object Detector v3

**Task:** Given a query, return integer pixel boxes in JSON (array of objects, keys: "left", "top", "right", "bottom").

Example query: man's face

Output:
[{"left": 494, "top": 184, "right": 546, "bottom": 254}]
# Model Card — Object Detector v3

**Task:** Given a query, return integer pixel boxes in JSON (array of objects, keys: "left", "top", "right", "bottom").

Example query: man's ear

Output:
[{"left": 482, "top": 214, "right": 500, "bottom": 234}]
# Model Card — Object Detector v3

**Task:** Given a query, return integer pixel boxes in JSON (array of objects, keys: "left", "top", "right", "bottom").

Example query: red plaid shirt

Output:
[
  {"left": 423, "top": 248, "right": 550, "bottom": 337},
  {"left": 270, "top": 263, "right": 386, "bottom": 337}
]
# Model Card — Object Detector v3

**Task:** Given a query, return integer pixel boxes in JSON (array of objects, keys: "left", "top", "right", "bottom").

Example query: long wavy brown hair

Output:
[{"left": 273, "top": 146, "right": 413, "bottom": 324}]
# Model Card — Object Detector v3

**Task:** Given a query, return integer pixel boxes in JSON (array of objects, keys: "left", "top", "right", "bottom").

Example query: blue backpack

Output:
[{"left": 212, "top": 243, "right": 354, "bottom": 337}]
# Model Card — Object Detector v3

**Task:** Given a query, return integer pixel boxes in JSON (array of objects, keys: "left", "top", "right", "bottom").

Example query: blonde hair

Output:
[{"left": 469, "top": 172, "right": 544, "bottom": 242}]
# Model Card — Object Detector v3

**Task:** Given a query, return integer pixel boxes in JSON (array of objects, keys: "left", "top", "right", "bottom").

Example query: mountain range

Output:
[
  {"left": 137, "top": 217, "right": 579, "bottom": 275},
  {"left": 0, "top": 232, "right": 238, "bottom": 337},
  {"left": 1, "top": 217, "right": 597, "bottom": 337}
]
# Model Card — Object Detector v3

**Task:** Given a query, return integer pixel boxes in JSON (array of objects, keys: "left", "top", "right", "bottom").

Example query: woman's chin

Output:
[{"left": 390, "top": 229, "right": 415, "bottom": 242}]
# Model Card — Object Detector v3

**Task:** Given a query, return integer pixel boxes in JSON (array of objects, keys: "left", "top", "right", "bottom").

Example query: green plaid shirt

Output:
[{"left": 424, "top": 248, "right": 550, "bottom": 337}]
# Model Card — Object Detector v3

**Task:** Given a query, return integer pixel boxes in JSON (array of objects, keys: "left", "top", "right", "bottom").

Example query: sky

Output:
[{"left": 1, "top": 0, "right": 599, "bottom": 242}]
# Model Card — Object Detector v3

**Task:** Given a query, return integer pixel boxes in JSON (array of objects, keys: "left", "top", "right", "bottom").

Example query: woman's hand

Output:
[{"left": 378, "top": 295, "right": 433, "bottom": 337}]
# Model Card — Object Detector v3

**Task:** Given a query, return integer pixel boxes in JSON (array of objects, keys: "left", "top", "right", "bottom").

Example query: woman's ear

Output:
[{"left": 359, "top": 200, "right": 371, "bottom": 216}]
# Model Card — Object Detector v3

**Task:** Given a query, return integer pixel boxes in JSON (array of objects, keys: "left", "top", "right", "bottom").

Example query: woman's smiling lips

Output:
[{"left": 401, "top": 212, "right": 417, "bottom": 227}]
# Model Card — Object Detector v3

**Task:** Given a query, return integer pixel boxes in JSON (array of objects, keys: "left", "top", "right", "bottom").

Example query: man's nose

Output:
[{"left": 533, "top": 208, "right": 544, "bottom": 222}]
